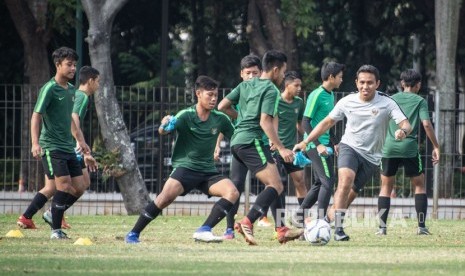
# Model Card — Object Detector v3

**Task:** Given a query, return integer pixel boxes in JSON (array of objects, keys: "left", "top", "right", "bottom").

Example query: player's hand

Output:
[
  {"left": 160, "top": 115, "right": 171, "bottom": 127},
  {"left": 78, "top": 141, "right": 91, "bottom": 155},
  {"left": 394, "top": 129, "right": 407, "bottom": 140},
  {"left": 84, "top": 154, "right": 98, "bottom": 172},
  {"left": 432, "top": 147, "right": 440, "bottom": 165},
  {"left": 317, "top": 144, "right": 329, "bottom": 157},
  {"left": 31, "top": 143, "right": 43, "bottom": 160},
  {"left": 214, "top": 146, "right": 221, "bottom": 162},
  {"left": 292, "top": 141, "right": 306, "bottom": 152},
  {"left": 278, "top": 147, "right": 295, "bottom": 163}
]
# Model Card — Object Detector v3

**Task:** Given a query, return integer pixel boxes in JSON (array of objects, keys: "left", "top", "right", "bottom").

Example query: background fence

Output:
[{"left": 1, "top": 85, "right": 465, "bottom": 218}]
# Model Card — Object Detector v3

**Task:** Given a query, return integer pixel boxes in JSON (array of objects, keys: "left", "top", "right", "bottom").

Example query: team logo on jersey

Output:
[
  {"left": 371, "top": 108, "right": 379, "bottom": 116},
  {"left": 211, "top": 128, "right": 218, "bottom": 135}
]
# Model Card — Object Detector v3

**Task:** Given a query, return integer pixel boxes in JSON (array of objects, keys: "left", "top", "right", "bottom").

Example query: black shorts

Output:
[
  {"left": 337, "top": 143, "right": 378, "bottom": 194},
  {"left": 231, "top": 140, "right": 274, "bottom": 176},
  {"left": 381, "top": 155, "right": 423, "bottom": 177},
  {"left": 41, "top": 150, "right": 83, "bottom": 179},
  {"left": 169, "top": 167, "right": 227, "bottom": 196},
  {"left": 78, "top": 155, "right": 86, "bottom": 169},
  {"left": 274, "top": 153, "right": 302, "bottom": 174}
]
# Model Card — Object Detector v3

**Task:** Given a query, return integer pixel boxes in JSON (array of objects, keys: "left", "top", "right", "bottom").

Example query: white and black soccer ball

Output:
[{"left": 304, "top": 219, "right": 331, "bottom": 246}]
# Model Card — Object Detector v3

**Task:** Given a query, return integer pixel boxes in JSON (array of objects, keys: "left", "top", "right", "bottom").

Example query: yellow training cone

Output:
[
  {"left": 6, "top": 230, "right": 24, "bottom": 238},
  {"left": 74, "top": 237, "right": 93, "bottom": 245}
]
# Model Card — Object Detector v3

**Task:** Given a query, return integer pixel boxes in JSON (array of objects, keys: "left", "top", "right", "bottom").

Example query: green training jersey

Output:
[
  {"left": 171, "top": 105, "right": 235, "bottom": 172},
  {"left": 34, "top": 78, "right": 76, "bottom": 153},
  {"left": 278, "top": 96, "right": 304, "bottom": 149},
  {"left": 303, "top": 85, "right": 334, "bottom": 147},
  {"left": 73, "top": 90, "right": 89, "bottom": 119},
  {"left": 382, "top": 92, "right": 430, "bottom": 158},
  {"left": 228, "top": 78, "right": 280, "bottom": 147}
]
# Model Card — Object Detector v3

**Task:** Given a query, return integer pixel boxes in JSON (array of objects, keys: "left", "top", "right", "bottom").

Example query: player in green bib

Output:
[
  {"left": 377, "top": 69, "right": 440, "bottom": 235},
  {"left": 125, "top": 76, "right": 239, "bottom": 244},
  {"left": 296, "top": 62, "right": 345, "bottom": 224}
]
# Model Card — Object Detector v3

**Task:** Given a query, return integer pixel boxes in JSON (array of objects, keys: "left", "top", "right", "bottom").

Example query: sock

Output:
[
  {"left": 65, "top": 194, "right": 79, "bottom": 211},
  {"left": 226, "top": 195, "right": 240, "bottom": 229},
  {"left": 131, "top": 201, "right": 162, "bottom": 234},
  {"left": 415, "top": 193, "right": 427, "bottom": 228},
  {"left": 202, "top": 198, "right": 234, "bottom": 229},
  {"left": 334, "top": 210, "right": 346, "bottom": 231},
  {"left": 23, "top": 192, "right": 48, "bottom": 219},
  {"left": 270, "top": 192, "right": 286, "bottom": 228},
  {"left": 378, "top": 196, "right": 390, "bottom": 228},
  {"left": 51, "top": 191, "right": 69, "bottom": 230},
  {"left": 246, "top": 187, "right": 279, "bottom": 223},
  {"left": 260, "top": 206, "right": 270, "bottom": 219},
  {"left": 297, "top": 197, "right": 304, "bottom": 206}
]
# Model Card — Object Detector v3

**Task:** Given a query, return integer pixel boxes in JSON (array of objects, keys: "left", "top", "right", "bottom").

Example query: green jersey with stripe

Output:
[
  {"left": 382, "top": 92, "right": 430, "bottom": 158},
  {"left": 303, "top": 85, "right": 334, "bottom": 147},
  {"left": 171, "top": 105, "right": 235, "bottom": 172},
  {"left": 278, "top": 96, "right": 304, "bottom": 149},
  {"left": 228, "top": 78, "right": 280, "bottom": 147},
  {"left": 34, "top": 78, "right": 76, "bottom": 153},
  {"left": 73, "top": 90, "right": 89, "bottom": 119}
]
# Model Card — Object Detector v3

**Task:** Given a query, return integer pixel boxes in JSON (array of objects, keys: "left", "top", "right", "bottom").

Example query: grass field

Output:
[{"left": 1, "top": 214, "right": 465, "bottom": 275}]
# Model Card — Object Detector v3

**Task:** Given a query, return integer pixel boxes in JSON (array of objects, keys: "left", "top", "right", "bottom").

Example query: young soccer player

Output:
[
  {"left": 125, "top": 76, "right": 239, "bottom": 244},
  {"left": 376, "top": 69, "right": 440, "bottom": 235},
  {"left": 17, "top": 66, "right": 99, "bottom": 231},
  {"left": 220, "top": 50, "right": 302, "bottom": 245},
  {"left": 28, "top": 47, "right": 90, "bottom": 239},
  {"left": 294, "top": 65, "right": 411, "bottom": 241},
  {"left": 296, "top": 62, "right": 345, "bottom": 222}
]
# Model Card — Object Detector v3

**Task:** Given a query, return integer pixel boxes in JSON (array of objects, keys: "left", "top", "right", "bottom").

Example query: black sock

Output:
[
  {"left": 261, "top": 206, "right": 269, "bottom": 219},
  {"left": 202, "top": 198, "right": 234, "bottom": 229},
  {"left": 415, "top": 194, "right": 427, "bottom": 228},
  {"left": 270, "top": 192, "right": 286, "bottom": 228},
  {"left": 297, "top": 197, "right": 304, "bottom": 206},
  {"left": 131, "top": 201, "right": 162, "bottom": 234},
  {"left": 226, "top": 195, "right": 240, "bottom": 229},
  {"left": 378, "top": 196, "right": 390, "bottom": 229},
  {"left": 300, "top": 185, "right": 319, "bottom": 209},
  {"left": 335, "top": 210, "right": 346, "bottom": 230},
  {"left": 65, "top": 194, "right": 79, "bottom": 211},
  {"left": 51, "top": 191, "right": 68, "bottom": 230},
  {"left": 247, "top": 187, "right": 279, "bottom": 223},
  {"left": 23, "top": 193, "right": 48, "bottom": 219}
]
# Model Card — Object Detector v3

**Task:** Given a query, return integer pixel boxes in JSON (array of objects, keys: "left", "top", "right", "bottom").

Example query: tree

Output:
[
  {"left": 435, "top": 0, "right": 462, "bottom": 197},
  {"left": 5, "top": 0, "right": 52, "bottom": 192},
  {"left": 81, "top": 0, "right": 151, "bottom": 214}
]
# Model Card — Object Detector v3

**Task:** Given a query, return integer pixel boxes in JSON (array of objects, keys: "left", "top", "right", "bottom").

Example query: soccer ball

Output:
[{"left": 304, "top": 219, "right": 331, "bottom": 246}]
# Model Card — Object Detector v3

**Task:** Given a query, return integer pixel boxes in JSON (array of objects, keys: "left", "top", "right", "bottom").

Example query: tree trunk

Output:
[
  {"left": 435, "top": 0, "right": 462, "bottom": 197},
  {"left": 81, "top": 0, "right": 151, "bottom": 214},
  {"left": 5, "top": 0, "right": 50, "bottom": 192},
  {"left": 246, "top": 0, "right": 299, "bottom": 70}
]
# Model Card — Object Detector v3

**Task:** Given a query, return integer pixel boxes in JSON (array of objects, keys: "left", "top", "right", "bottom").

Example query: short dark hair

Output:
[
  {"left": 79, "top": 66, "right": 100, "bottom": 85},
  {"left": 52, "top": 47, "right": 79, "bottom": 65},
  {"left": 321, "top": 62, "right": 345, "bottom": 81},
  {"left": 356, "top": 64, "right": 380, "bottom": 81},
  {"left": 195, "top": 75, "right": 219, "bottom": 91},
  {"left": 262, "top": 50, "right": 287, "bottom": 72},
  {"left": 241, "top": 54, "right": 262, "bottom": 70},
  {"left": 400, "top": 69, "right": 422, "bottom": 87},
  {"left": 284, "top": 71, "right": 301, "bottom": 85}
]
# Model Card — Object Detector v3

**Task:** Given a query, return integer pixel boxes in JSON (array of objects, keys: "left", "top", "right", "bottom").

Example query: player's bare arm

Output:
[
  {"left": 293, "top": 116, "right": 336, "bottom": 152},
  {"left": 422, "top": 119, "right": 440, "bottom": 164},
  {"left": 218, "top": 98, "right": 238, "bottom": 120},
  {"left": 30, "top": 112, "right": 43, "bottom": 159}
]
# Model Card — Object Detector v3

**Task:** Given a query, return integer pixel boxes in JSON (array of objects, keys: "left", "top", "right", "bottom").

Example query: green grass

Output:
[{"left": 1, "top": 214, "right": 465, "bottom": 275}]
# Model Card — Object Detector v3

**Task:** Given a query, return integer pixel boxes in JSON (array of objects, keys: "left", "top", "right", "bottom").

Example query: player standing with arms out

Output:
[
  {"left": 376, "top": 69, "right": 440, "bottom": 235},
  {"left": 125, "top": 76, "right": 239, "bottom": 244},
  {"left": 294, "top": 65, "right": 411, "bottom": 241}
]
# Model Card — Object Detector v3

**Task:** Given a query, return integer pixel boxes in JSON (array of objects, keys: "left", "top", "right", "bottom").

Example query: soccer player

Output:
[
  {"left": 218, "top": 54, "right": 273, "bottom": 240},
  {"left": 294, "top": 64, "right": 411, "bottom": 241},
  {"left": 28, "top": 47, "right": 90, "bottom": 239},
  {"left": 17, "top": 66, "right": 99, "bottom": 231},
  {"left": 125, "top": 76, "right": 239, "bottom": 244},
  {"left": 296, "top": 62, "right": 345, "bottom": 223},
  {"left": 220, "top": 50, "right": 302, "bottom": 245},
  {"left": 376, "top": 69, "right": 440, "bottom": 235},
  {"left": 269, "top": 71, "right": 306, "bottom": 227}
]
